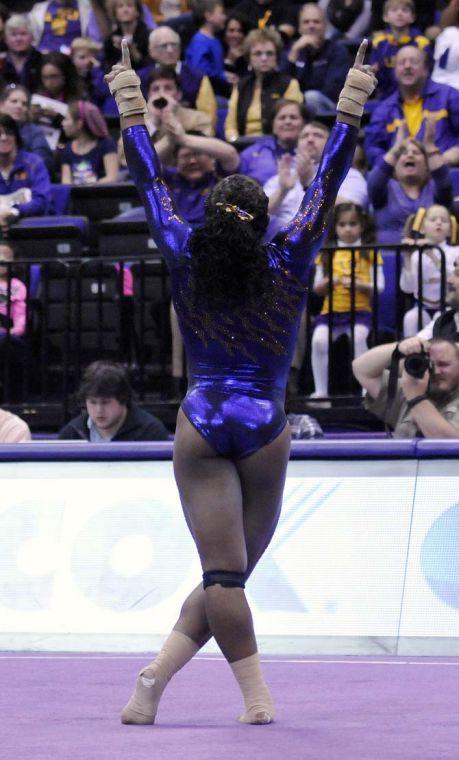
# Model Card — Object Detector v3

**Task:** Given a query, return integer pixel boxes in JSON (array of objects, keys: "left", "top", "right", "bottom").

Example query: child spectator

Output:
[
  {"left": 0, "top": 240, "right": 26, "bottom": 339},
  {"left": 0, "top": 238, "right": 28, "bottom": 402},
  {"left": 310, "top": 203, "right": 385, "bottom": 399},
  {"left": 400, "top": 204, "right": 459, "bottom": 336},
  {"left": 370, "top": 0, "right": 431, "bottom": 100},
  {"left": 70, "top": 36, "right": 106, "bottom": 109},
  {"left": 185, "top": 0, "right": 227, "bottom": 88},
  {"left": 104, "top": 0, "right": 151, "bottom": 71},
  {"left": 61, "top": 100, "right": 118, "bottom": 184}
]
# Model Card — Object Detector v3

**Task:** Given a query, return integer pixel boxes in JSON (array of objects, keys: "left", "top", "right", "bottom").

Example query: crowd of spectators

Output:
[{"left": 0, "top": 0, "right": 457, "bottom": 439}]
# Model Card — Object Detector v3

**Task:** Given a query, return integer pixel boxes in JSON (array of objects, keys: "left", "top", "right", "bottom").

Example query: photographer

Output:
[{"left": 352, "top": 337, "right": 459, "bottom": 438}]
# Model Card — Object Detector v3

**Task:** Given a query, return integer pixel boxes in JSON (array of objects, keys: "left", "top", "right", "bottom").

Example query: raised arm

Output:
[
  {"left": 274, "top": 41, "right": 377, "bottom": 279},
  {"left": 105, "top": 40, "right": 191, "bottom": 267}
]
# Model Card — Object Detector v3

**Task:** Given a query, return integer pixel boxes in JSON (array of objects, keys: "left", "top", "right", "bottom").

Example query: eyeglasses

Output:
[
  {"left": 251, "top": 50, "right": 276, "bottom": 58},
  {"left": 155, "top": 42, "right": 180, "bottom": 51}
]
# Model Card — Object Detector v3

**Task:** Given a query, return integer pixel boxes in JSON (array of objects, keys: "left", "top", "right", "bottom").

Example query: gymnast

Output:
[{"left": 105, "top": 39, "right": 376, "bottom": 726}]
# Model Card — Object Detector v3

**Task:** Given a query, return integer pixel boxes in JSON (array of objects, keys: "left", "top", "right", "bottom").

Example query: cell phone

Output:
[{"left": 152, "top": 97, "right": 168, "bottom": 110}]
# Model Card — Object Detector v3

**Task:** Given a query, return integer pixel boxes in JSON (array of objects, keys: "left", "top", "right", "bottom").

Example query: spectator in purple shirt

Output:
[
  {"left": 364, "top": 45, "right": 459, "bottom": 168},
  {"left": 367, "top": 116, "right": 453, "bottom": 333},
  {"left": 28, "top": 0, "right": 111, "bottom": 53},
  {"left": 368, "top": 118, "right": 453, "bottom": 244},
  {"left": 237, "top": 98, "right": 307, "bottom": 186},
  {"left": 0, "top": 114, "right": 50, "bottom": 235}
]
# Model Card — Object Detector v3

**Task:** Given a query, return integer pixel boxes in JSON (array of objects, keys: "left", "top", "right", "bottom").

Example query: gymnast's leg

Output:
[
  {"left": 172, "top": 420, "right": 290, "bottom": 648},
  {"left": 121, "top": 410, "right": 290, "bottom": 724}
]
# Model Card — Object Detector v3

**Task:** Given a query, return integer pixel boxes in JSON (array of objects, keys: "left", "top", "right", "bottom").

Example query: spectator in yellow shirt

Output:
[{"left": 310, "top": 202, "right": 385, "bottom": 399}]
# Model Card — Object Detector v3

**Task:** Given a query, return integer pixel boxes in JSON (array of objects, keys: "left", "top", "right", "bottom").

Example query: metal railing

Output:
[{"left": 0, "top": 244, "right": 451, "bottom": 418}]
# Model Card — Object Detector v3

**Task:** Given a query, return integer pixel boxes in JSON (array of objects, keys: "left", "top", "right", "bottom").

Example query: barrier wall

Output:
[{"left": 1, "top": 441, "right": 458, "bottom": 655}]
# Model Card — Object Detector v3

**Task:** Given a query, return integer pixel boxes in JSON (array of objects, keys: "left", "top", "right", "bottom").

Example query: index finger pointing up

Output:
[
  {"left": 121, "top": 38, "right": 132, "bottom": 68},
  {"left": 354, "top": 39, "right": 368, "bottom": 67}
]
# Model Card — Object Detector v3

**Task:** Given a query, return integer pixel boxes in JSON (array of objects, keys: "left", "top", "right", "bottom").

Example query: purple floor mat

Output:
[{"left": 0, "top": 654, "right": 457, "bottom": 760}]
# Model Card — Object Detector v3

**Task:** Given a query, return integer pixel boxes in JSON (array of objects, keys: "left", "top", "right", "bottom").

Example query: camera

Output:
[{"left": 404, "top": 351, "right": 432, "bottom": 378}]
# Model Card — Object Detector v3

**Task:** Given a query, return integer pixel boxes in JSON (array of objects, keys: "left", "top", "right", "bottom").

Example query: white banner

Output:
[{"left": 1, "top": 459, "right": 458, "bottom": 647}]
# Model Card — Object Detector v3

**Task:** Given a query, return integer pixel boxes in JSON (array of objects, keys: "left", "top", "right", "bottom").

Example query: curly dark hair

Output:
[
  {"left": 188, "top": 174, "right": 272, "bottom": 311},
  {"left": 77, "top": 361, "right": 133, "bottom": 407},
  {"left": 329, "top": 202, "right": 376, "bottom": 246}
]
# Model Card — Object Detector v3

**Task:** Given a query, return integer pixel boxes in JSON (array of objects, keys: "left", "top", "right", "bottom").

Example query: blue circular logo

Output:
[{"left": 421, "top": 503, "right": 459, "bottom": 609}]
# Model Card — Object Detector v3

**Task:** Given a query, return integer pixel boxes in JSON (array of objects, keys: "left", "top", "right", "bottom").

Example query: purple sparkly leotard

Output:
[{"left": 123, "top": 122, "right": 357, "bottom": 459}]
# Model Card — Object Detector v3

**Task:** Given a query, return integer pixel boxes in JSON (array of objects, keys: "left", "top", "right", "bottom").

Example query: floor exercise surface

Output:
[{"left": 0, "top": 654, "right": 457, "bottom": 760}]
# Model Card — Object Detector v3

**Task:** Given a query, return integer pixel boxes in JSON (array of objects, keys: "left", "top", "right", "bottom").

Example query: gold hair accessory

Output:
[
  {"left": 411, "top": 207, "right": 426, "bottom": 235},
  {"left": 215, "top": 202, "right": 254, "bottom": 222},
  {"left": 450, "top": 215, "right": 457, "bottom": 245}
]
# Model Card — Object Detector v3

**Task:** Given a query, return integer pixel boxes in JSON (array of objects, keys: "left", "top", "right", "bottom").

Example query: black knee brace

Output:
[{"left": 202, "top": 570, "right": 246, "bottom": 589}]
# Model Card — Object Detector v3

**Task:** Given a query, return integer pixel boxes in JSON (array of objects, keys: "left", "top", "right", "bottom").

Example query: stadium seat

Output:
[
  {"left": 131, "top": 259, "right": 171, "bottom": 369},
  {"left": 37, "top": 260, "right": 127, "bottom": 376},
  {"left": 97, "top": 219, "right": 158, "bottom": 258},
  {"left": 10, "top": 216, "right": 90, "bottom": 259},
  {"left": 69, "top": 183, "right": 142, "bottom": 221}
]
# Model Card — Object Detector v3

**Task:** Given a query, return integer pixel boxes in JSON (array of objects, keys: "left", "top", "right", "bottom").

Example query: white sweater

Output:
[{"left": 400, "top": 242, "right": 459, "bottom": 307}]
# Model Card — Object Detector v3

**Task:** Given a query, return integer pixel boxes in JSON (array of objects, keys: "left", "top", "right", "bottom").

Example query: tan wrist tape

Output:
[
  {"left": 337, "top": 68, "right": 375, "bottom": 118},
  {"left": 109, "top": 69, "right": 147, "bottom": 117}
]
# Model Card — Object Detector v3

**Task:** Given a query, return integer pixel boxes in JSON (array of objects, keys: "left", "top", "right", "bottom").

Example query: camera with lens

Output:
[{"left": 404, "top": 351, "right": 432, "bottom": 378}]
